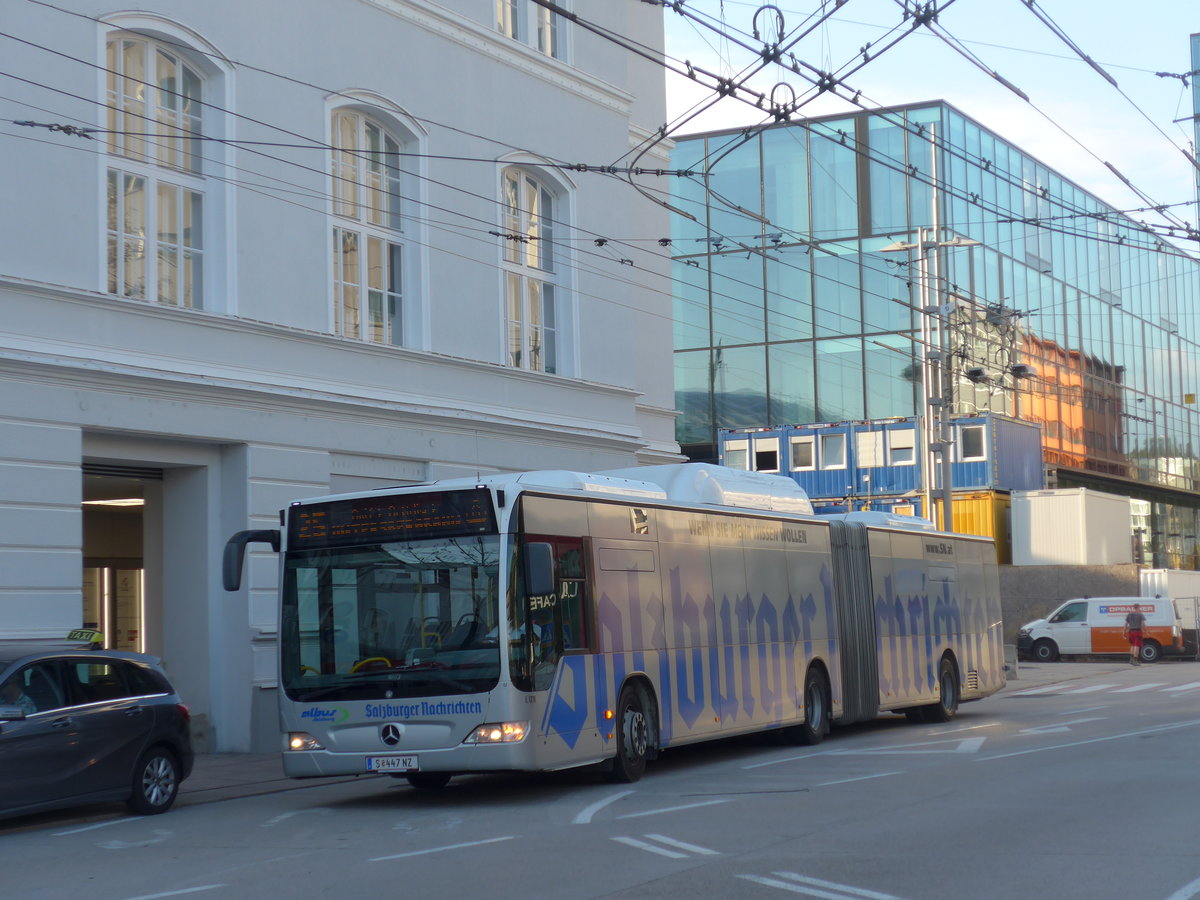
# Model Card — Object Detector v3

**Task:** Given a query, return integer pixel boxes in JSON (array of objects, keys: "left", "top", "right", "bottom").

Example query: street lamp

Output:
[{"left": 880, "top": 228, "right": 980, "bottom": 532}]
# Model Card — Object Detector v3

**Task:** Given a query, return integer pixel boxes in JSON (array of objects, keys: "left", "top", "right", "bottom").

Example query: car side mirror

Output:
[{"left": 0, "top": 704, "right": 26, "bottom": 722}]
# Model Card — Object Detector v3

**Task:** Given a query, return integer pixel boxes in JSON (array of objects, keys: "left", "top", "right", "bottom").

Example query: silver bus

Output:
[{"left": 223, "top": 463, "right": 1005, "bottom": 788}]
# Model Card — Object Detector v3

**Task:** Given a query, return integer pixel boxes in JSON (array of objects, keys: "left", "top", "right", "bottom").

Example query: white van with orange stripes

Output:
[{"left": 1017, "top": 597, "right": 1183, "bottom": 663}]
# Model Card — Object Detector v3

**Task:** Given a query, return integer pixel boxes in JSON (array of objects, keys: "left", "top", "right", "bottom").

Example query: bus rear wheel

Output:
[
  {"left": 1140, "top": 640, "right": 1161, "bottom": 663},
  {"left": 783, "top": 667, "right": 829, "bottom": 745},
  {"left": 921, "top": 657, "right": 959, "bottom": 723},
  {"left": 603, "top": 683, "right": 650, "bottom": 783}
]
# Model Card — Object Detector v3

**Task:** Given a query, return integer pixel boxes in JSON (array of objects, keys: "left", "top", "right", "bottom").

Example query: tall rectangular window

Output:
[
  {"left": 104, "top": 36, "right": 204, "bottom": 306},
  {"left": 330, "top": 110, "right": 408, "bottom": 346},
  {"left": 498, "top": 0, "right": 565, "bottom": 59},
  {"left": 501, "top": 168, "right": 560, "bottom": 374}
]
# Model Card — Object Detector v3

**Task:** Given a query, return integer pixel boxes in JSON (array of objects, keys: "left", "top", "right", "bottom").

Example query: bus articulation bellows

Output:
[{"left": 223, "top": 463, "right": 1005, "bottom": 788}]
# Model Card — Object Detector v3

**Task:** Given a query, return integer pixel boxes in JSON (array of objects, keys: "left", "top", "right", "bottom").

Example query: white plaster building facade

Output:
[{"left": 1, "top": 0, "right": 678, "bottom": 751}]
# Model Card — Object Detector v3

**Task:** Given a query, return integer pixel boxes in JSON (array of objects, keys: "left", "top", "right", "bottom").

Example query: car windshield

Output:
[{"left": 280, "top": 535, "right": 503, "bottom": 701}]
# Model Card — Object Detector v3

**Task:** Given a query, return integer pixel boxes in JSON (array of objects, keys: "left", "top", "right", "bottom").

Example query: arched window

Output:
[
  {"left": 501, "top": 167, "right": 560, "bottom": 374},
  {"left": 330, "top": 109, "right": 409, "bottom": 345},
  {"left": 104, "top": 34, "right": 205, "bottom": 307}
]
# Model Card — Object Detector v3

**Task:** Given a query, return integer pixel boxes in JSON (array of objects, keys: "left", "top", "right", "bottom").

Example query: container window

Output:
[
  {"left": 790, "top": 437, "right": 814, "bottom": 470},
  {"left": 753, "top": 437, "right": 780, "bottom": 473},
  {"left": 959, "top": 425, "right": 986, "bottom": 461},
  {"left": 724, "top": 440, "right": 749, "bottom": 470},
  {"left": 820, "top": 433, "right": 846, "bottom": 469},
  {"left": 889, "top": 428, "right": 916, "bottom": 465},
  {"left": 856, "top": 430, "right": 884, "bottom": 467}
]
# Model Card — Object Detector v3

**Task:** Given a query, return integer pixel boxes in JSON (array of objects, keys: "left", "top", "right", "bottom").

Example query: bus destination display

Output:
[{"left": 289, "top": 488, "right": 497, "bottom": 549}]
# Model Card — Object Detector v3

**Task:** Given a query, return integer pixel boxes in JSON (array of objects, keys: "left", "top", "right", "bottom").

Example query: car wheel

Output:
[
  {"left": 783, "top": 667, "right": 829, "bottom": 744},
  {"left": 603, "top": 682, "right": 650, "bottom": 783},
  {"left": 920, "top": 658, "right": 960, "bottom": 723},
  {"left": 127, "top": 747, "right": 181, "bottom": 815},
  {"left": 1032, "top": 639, "right": 1059, "bottom": 662},
  {"left": 1140, "top": 640, "right": 1161, "bottom": 664},
  {"left": 405, "top": 772, "right": 452, "bottom": 790}
]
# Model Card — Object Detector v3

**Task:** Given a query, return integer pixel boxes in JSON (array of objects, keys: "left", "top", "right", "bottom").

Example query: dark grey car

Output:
[{"left": 0, "top": 635, "right": 194, "bottom": 820}]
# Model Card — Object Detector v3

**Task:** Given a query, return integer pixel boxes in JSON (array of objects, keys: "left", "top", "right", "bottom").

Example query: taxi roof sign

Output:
[{"left": 67, "top": 628, "right": 105, "bottom": 648}]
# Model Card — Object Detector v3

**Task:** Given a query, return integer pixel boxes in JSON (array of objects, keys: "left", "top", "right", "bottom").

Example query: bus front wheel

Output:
[{"left": 603, "top": 683, "right": 650, "bottom": 783}]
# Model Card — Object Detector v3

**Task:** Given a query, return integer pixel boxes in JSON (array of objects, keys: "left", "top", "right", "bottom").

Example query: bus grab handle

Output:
[{"left": 223, "top": 529, "right": 281, "bottom": 591}]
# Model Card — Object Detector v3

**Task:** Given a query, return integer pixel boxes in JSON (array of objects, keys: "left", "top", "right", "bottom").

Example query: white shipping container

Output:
[
  {"left": 1010, "top": 488, "right": 1132, "bottom": 566},
  {"left": 1140, "top": 568, "right": 1200, "bottom": 631}
]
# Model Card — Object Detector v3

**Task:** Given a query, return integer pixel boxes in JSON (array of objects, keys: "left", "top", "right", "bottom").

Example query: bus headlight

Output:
[
  {"left": 463, "top": 722, "right": 529, "bottom": 744},
  {"left": 288, "top": 732, "right": 324, "bottom": 751}
]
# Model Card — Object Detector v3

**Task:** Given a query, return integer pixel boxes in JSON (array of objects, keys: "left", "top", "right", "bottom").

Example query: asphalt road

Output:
[{"left": 4, "top": 659, "right": 1199, "bottom": 900}]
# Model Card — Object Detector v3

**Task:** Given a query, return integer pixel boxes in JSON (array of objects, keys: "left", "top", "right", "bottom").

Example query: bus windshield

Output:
[{"left": 280, "top": 534, "right": 502, "bottom": 702}]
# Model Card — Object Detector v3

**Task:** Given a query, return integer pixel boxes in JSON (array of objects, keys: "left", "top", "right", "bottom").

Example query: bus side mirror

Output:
[
  {"left": 223, "top": 529, "right": 281, "bottom": 591},
  {"left": 524, "top": 542, "right": 555, "bottom": 597}
]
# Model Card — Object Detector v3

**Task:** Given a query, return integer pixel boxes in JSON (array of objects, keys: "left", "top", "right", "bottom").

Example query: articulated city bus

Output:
[{"left": 223, "top": 463, "right": 1005, "bottom": 788}]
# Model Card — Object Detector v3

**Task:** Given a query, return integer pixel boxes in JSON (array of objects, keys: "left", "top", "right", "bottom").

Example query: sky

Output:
[{"left": 662, "top": 0, "right": 1199, "bottom": 237}]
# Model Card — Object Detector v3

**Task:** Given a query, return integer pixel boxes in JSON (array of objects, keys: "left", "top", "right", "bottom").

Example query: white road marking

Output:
[
  {"left": 738, "top": 871, "right": 909, "bottom": 899},
  {"left": 927, "top": 722, "right": 1000, "bottom": 735},
  {"left": 368, "top": 835, "right": 516, "bottom": 861},
  {"left": 100, "top": 829, "right": 172, "bottom": 850},
  {"left": 1060, "top": 683, "right": 1116, "bottom": 694},
  {"left": 572, "top": 790, "right": 635, "bottom": 824},
  {"left": 642, "top": 833, "right": 720, "bottom": 855},
  {"left": 1164, "top": 874, "right": 1200, "bottom": 900},
  {"left": 262, "top": 808, "right": 331, "bottom": 827},
  {"left": 743, "top": 750, "right": 829, "bottom": 770},
  {"left": 980, "top": 718, "right": 1200, "bottom": 761},
  {"left": 54, "top": 817, "right": 145, "bottom": 836},
  {"left": 1019, "top": 717, "right": 1106, "bottom": 735},
  {"left": 816, "top": 772, "right": 901, "bottom": 787},
  {"left": 1164, "top": 682, "right": 1200, "bottom": 692},
  {"left": 612, "top": 836, "right": 688, "bottom": 859},
  {"left": 1112, "top": 683, "right": 1167, "bottom": 693},
  {"left": 118, "top": 887, "right": 226, "bottom": 900},
  {"left": 827, "top": 736, "right": 986, "bottom": 755},
  {"left": 1009, "top": 685, "right": 1060, "bottom": 695},
  {"left": 616, "top": 798, "right": 730, "bottom": 819}
]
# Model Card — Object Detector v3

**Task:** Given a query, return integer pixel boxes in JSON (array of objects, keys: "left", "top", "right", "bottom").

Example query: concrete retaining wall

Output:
[{"left": 999, "top": 564, "right": 1140, "bottom": 643}]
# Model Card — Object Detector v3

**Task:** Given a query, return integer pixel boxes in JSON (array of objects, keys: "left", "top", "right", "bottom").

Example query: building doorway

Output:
[{"left": 82, "top": 466, "right": 161, "bottom": 652}]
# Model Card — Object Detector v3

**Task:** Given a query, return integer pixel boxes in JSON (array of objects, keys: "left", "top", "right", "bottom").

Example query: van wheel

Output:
[
  {"left": 1032, "top": 639, "right": 1059, "bottom": 662},
  {"left": 1139, "top": 641, "right": 1161, "bottom": 664},
  {"left": 603, "top": 682, "right": 650, "bottom": 783}
]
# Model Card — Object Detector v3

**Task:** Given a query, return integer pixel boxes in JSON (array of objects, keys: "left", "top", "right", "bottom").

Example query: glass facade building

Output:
[{"left": 670, "top": 101, "right": 1200, "bottom": 568}]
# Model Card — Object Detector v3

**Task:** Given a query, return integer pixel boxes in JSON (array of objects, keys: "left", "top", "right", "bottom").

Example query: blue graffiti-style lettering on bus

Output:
[
  {"left": 541, "top": 561, "right": 842, "bottom": 749},
  {"left": 544, "top": 656, "right": 589, "bottom": 748}
]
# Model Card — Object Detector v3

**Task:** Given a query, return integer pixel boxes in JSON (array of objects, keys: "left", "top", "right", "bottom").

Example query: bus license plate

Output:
[{"left": 367, "top": 755, "right": 418, "bottom": 772}]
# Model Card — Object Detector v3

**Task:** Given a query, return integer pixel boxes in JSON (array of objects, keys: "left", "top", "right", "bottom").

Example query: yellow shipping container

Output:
[{"left": 946, "top": 490, "right": 1011, "bottom": 564}]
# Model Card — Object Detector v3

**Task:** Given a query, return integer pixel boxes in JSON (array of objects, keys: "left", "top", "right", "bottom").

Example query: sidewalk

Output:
[{"left": 179, "top": 657, "right": 1136, "bottom": 805}]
